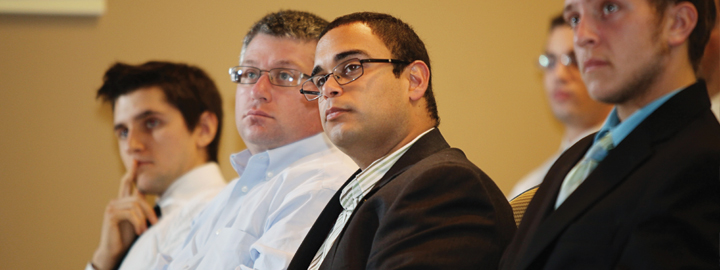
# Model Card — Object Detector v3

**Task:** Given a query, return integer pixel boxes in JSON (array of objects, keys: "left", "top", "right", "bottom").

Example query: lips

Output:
[
  {"left": 244, "top": 109, "right": 272, "bottom": 119},
  {"left": 552, "top": 90, "right": 572, "bottom": 102},
  {"left": 325, "top": 107, "right": 350, "bottom": 121},
  {"left": 582, "top": 59, "right": 610, "bottom": 73},
  {"left": 136, "top": 160, "right": 153, "bottom": 167}
]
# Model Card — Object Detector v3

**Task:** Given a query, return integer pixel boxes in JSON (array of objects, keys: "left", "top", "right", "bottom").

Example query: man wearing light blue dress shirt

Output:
[
  {"left": 500, "top": 0, "right": 719, "bottom": 269},
  {"left": 154, "top": 10, "right": 356, "bottom": 270}
]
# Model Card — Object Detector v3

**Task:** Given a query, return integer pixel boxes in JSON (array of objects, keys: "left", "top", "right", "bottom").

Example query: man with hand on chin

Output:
[{"left": 88, "top": 61, "right": 227, "bottom": 270}]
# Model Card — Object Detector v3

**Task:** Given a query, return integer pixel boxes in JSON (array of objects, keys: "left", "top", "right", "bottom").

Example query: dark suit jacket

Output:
[
  {"left": 500, "top": 81, "right": 720, "bottom": 270},
  {"left": 288, "top": 129, "right": 516, "bottom": 270}
]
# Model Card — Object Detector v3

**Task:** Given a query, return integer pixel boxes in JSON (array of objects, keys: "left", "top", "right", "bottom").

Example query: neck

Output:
[
  {"left": 563, "top": 122, "right": 601, "bottom": 146},
  {"left": 346, "top": 123, "right": 434, "bottom": 170},
  {"left": 616, "top": 53, "right": 696, "bottom": 121}
]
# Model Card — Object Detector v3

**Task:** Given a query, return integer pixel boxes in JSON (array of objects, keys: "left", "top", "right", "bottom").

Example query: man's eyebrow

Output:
[
  {"left": 563, "top": 3, "right": 576, "bottom": 14},
  {"left": 311, "top": 50, "right": 368, "bottom": 76},
  {"left": 311, "top": 66, "right": 324, "bottom": 77},
  {"left": 113, "top": 110, "right": 159, "bottom": 130},
  {"left": 335, "top": 50, "right": 366, "bottom": 62}
]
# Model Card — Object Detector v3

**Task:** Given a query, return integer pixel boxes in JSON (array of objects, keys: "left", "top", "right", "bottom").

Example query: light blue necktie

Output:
[{"left": 555, "top": 133, "right": 614, "bottom": 209}]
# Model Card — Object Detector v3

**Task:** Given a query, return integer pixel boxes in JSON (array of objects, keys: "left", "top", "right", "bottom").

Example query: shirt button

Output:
[
  {"left": 241, "top": 186, "right": 248, "bottom": 192},
  {"left": 215, "top": 230, "right": 220, "bottom": 235},
  {"left": 267, "top": 172, "right": 274, "bottom": 178}
]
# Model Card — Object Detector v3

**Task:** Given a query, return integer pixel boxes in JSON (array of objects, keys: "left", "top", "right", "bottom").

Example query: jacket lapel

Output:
[
  {"left": 517, "top": 81, "right": 710, "bottom": 269},
  {"left": 508, "top": 135, "right": 591, "bottom": 270},
  {"left": 365, "top": 128, "right": 450, "bottom": 199},
  {"left": 288, "top": 169, "right": 361, "bottom": 270},
  {"left": 322, "top": 128, "right": 450, "bottom": 267}
]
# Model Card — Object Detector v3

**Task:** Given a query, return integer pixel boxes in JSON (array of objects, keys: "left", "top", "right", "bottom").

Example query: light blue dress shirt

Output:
[
  {"left": 155, "top": 133, "right": 356, "bottom": 270},
  {"left": 595, "top": 87, "right": 684, "bottom": 146}
]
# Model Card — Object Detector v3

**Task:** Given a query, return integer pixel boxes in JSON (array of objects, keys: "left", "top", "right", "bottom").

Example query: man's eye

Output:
[
  {"left": 115, "top": 128, "right": 128, "bottom": 139},
  {"left": 568, "top": 15, "right": 580, "bottom": 27},
  {"left": 602, "top": 3, "right": 619, "bottom": 15},
  {"left": 315, "top": 76, "right": 328, "bottom": 87},
  {"left": 277, "top": 71, "right": 294, "bottom": 82},
  {"left": 242, "top": 70, "right": 259, "bottom": 79},
  {"left": 145, "top": 118, "right": 160, "bottom": 129},
  {"left": 342, "top": 64, "right": 362, "bottom": 75}
]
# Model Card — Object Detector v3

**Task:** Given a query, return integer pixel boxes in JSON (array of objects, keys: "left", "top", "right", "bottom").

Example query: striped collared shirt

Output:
[{"left": 308, "top": 128, "right": 435, "bottom": 270}]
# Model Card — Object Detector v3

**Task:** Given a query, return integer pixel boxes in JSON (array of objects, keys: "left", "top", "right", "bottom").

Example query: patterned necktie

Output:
[{"left": 555, "top": 133, "right": 614, "bottom": 209}]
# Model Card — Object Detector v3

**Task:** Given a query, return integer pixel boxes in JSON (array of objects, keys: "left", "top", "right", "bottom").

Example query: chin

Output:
[
  {"left": 137, "top": 176, "right": 162, "bottom": 195},
  {"left": 325, "top": 126, "right": 355, "bottom": 149}
]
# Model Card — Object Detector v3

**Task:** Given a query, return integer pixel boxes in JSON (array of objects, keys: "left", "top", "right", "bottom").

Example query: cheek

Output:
[
  {"left": 318, "top": 99, "right": 329, "bottom": 122},
  {"left": 543, "top": 73, "right": 555, "bottom": 90},
  {"left": 117, "top": 145, "right": 134, "bottom": 168}
]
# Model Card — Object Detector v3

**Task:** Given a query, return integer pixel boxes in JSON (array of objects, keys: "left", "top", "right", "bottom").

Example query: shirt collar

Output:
[
  {"left": 156, "top": 162, "right": 224, "bottom": 208},
  {"left": 229, "top": 132, "right": 330, "bottom": 178},
  {"left": 595, "top": 86, "right": 686, "bottom": 146},
  {"left": 340, "top": 127, "right": 435, "bottom": 204}
]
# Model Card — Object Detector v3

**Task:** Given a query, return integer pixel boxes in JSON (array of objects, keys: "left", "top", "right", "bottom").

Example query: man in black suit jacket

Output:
[
  {"left": 290, "top": 12, "right": 516, "bottom": 270},
  {"left": 500, "top": 0, "right": 720, "bottom": 269}
]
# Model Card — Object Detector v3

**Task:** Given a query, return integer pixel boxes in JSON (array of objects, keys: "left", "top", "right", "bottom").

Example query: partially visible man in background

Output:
[
  {"left": 88, "top": 61, "right": 226, "bottom": 270},
  {"left": 509, "top": 14, "right": 612, "bottom": 199},
  {"left": 699, "top": 0, "right": 719, "bottom": 119}
]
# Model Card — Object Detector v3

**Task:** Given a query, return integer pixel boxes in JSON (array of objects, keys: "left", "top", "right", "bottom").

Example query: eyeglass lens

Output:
[{"left": 229, "top": 66, "right": 305, "bottom": 87}]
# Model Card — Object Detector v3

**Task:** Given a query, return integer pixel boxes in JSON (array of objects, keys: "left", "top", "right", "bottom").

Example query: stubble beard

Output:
[{"left": 600, "top": 23, "right": 670, "bottom": 105}]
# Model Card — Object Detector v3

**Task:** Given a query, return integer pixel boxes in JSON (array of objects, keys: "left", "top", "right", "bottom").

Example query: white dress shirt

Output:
[
  {"left": 508, "top": 124, "right": 602, "bottom": 199},
  {"left": 86, "top": 163, "right": 227, "bottom": 270},
  {"left": 157, "top": 133, "right": 356, "bottom": 270}
]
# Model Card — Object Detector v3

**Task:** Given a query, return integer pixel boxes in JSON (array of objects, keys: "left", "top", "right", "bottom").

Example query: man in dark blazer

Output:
[
  {"left": 290, "top": 12, "right": 516, "bottom": 270},
  {"left": 500, "top": 0, "right": 720, "bottom": 269}
]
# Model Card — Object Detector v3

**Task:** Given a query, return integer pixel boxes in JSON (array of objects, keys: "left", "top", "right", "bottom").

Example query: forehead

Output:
[
  {"left": 113, "top": 87, "right": 172, "bottom": 122},
  {"left": 546, "top": 26, "right": 574, "bottom": 53},
  {"left": 565, "top": 0, "right": 649, "bottom": 11},
  {"left": 241, "top": 33, "right": 316, "bottom": 72},
  {"left": 315, "top": 23, "right": 392, "bottom": 66}
]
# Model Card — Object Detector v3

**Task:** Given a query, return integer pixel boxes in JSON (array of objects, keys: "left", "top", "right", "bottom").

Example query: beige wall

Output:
[{"left": 0, "top": 0, "right": 565, "bottom": 268}]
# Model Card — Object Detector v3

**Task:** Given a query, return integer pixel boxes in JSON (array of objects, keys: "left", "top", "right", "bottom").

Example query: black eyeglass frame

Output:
[
  {"left": 228, "top": 66, "right": 311, "bottom": 87},
  {"left": 299, "top": 58, "right": 411, "bottom": 101}
]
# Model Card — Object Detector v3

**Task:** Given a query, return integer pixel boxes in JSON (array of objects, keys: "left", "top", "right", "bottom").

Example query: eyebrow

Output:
[
  {"left": 242, "top": 59, "right": 299, "bottom": 69},
  {"left": 311, "top": 49, "right": 367, "bottom": 76},
  {"left": 563, "top": 2, "right": 577, "bottom": 14},
  {"left": 113, "top": 110, "right": 160, "bottom": 131}
]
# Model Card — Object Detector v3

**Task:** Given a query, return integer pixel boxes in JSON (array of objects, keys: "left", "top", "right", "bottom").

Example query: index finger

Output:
[{"left": 118, "top": 159, "right": 138, "bottom": 198}]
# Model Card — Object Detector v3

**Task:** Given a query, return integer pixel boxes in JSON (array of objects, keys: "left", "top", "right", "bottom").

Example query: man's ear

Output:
[
  {"left": 666, "top": 2, "right": 698, "bottom": 47},
  {"left": 194, "top": 111, "right": 218, "bottom": 149},
  {"left": 406, "top": 61, "right": 430, "bottom": 101}
]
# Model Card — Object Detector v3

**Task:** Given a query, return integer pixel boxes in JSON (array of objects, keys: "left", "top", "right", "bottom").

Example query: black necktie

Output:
[
  {"left": 117, "top": 204, "right": 162, "bottom": 268},
  {"left": 146, "top": 204, "right": 162, "bottom": 227}
]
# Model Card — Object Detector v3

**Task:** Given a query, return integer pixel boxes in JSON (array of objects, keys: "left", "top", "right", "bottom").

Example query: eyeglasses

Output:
[
  {"left": 299, "top": 58, "right": 411, "bottom": 101},
  {"left": 229, "top": 66, "right": 310, "bottom": 87},
  {"left": 538, "top": 52, "right": 577, "bottom": 70}
]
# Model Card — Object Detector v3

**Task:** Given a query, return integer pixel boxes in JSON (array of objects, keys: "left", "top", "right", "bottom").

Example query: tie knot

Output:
[{"left": 587, "top": 133, "right": 614, "bottom": 162}]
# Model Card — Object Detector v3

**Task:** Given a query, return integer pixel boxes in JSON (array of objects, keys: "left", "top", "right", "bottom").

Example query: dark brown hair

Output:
[
  {"left": 648, "top": 0, "right": 717, "bottom": 70},
  {"left": 97, "top": 61, "right": 224, "bottom": 163},
  {"left": 320, "top": 12, "right": 439, "bottom": 126}
]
